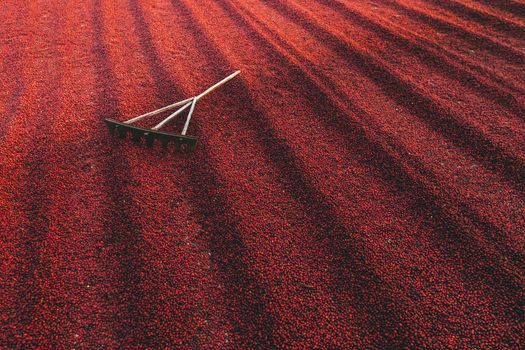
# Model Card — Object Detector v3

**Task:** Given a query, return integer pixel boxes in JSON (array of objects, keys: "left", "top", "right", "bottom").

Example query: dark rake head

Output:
[
  {"left": 105, "top": 119, "right": 197, "bottom": 152},
  {"left": 104, "top": 70, "right": 240, "bottom": 153}
]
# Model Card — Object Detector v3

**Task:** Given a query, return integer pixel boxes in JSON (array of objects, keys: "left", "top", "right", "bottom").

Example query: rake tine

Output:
[
  {"left": 161, "top": 138, "right": 170, "bottom": 149},
  {"left": 107, "top": 122, "right": 117, "bottom": 135},
  {"left": 131, "top": 130, "right": 142, "bottom": 141},
  {"left": 105, "top": 119, "right": 197, "bottom": 150},
  {"left": 118, "top": 128, "right": 127, "bottom": 138},
  {"left": 145, "top": 133, "right": 155, "bottom": 148}
]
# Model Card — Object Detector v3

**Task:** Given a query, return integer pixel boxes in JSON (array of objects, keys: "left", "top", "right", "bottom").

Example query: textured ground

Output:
[{"left": 0, "top": 0, "right": 524, "bottom": 348}]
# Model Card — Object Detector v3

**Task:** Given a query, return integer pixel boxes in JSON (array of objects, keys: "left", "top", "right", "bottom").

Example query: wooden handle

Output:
[{"left": 195, "top": 70, "right": 241, "bottom": 101}]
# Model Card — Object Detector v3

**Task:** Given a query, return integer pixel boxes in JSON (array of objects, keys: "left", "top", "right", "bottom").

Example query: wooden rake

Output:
[{"left": 105, "top": 70, "right": 241, "bottom": 152}]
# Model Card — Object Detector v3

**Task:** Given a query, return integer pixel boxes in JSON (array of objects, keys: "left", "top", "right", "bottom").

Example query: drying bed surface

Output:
[{"left": 0, "top": 0, "right": 524, "bottom": 348}]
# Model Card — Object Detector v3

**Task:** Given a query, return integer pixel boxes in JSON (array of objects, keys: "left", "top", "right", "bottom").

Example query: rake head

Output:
[
  {"left": 104, "top": 71, "right": 240, "bottom": 153},
  {"left": 105, "top": 119, "right": 197, "bottom": 152}
]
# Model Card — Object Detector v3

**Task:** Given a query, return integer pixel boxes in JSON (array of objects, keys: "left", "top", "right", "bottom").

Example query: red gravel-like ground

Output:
[{"left": 1, "top": 0, "right": 524, "bottom": 348}]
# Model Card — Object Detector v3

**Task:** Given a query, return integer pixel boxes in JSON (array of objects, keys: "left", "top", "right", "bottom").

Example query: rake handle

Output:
[
  {"left": 152, "top": 70, "right": 241, "bottom": 131},
  {"left": 195, "top": 70, "right": 241, "bottom": 102}
]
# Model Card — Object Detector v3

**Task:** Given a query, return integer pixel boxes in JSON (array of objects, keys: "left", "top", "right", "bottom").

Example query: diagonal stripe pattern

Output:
[{"left": 0, "top": 0, "right": 523, "bottom": 348}]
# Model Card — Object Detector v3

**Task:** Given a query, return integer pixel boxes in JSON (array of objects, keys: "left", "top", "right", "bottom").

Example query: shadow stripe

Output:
[
  {"left": 212, "top": 0, "right": 524, "bottom": 320},
  {"left": 218, "top": 0, "right": 525, "bottom": 338},
  {"left": 423, "top": 0, "right": 525, "bottom": 36},
  {"left": 127, "top": 0, "right": 277, "bottom": 347},
  {"left": 0, "top": 3, "right": 26, "bottom": 139},
  {"left": 317, "top": 0, "right": 525, "bottom": 117},
  {"left": 473, "top": 0, "right": 525, "bottom": 18},
  {"left": 225, "top": 0, "right": 525, "bottom": 273},
  {"left": 335, "top": 0, "right": 525, "bottom": 95},
  {"left": 263, "top": 0, "right": 525, "bottom": 194},
  {"left": 12, "top": 2, "right": 64, "bottom": 347},
  {"left": 91, "top": 0, "right": 154, "bottom": 346},
  {"left": 386, "top": 0, "right": 525, "bottom": 65},
  {"left": 176, "top": 0, "right": 420, "bottom": 346}
]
